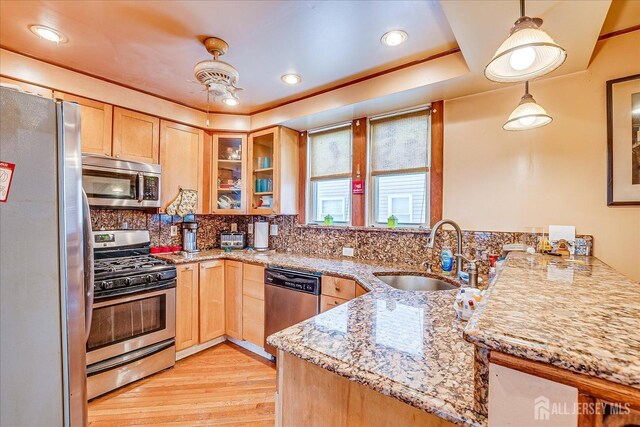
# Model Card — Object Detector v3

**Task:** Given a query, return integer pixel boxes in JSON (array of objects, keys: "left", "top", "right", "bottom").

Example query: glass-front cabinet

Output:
[
  {"left": 248, "top": 126, "right": 299, "bottom": 215},
  {"left": 211, "top": 134, "right": 247, "bottom": 214},
  {"left": 249, "top": 129, "right": 277, "bottom": 214}
]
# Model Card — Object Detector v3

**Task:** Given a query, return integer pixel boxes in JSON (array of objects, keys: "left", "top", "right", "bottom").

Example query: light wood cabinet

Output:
[
  {"left": 1, "top": 76, "right": 52, "bottom": 98},
  {"left": 320, "top": 275, "right": 368, "bottom": 313},
  {"left": 159, "top": 120, "right": 204, "bottom": 213},
  {"left": 242, "top": 263, "right": 265, "bottom": 347},
  {"left": 176, "top": 263, "right": 199, "bottom": 351},
  {"left": 54, "top": 92, "right": 113, "bottom": 156},
  {"left": 248, "top": 126, "right": 299, "bottom": 215},
  {"left": 210, "top": 133, "right": 247, "bottom": 214},
  {"left": 199, "top": 261, "right": 225, "bottom": 343},
  {"left": 321, "top": 295, "right": 350, "bottom": 312},
  {"left": 113, "top": 107, "right": 159, "bottom": 164},
  {"left": 225, "top": 260, "right": 243, "bottom": 340}
]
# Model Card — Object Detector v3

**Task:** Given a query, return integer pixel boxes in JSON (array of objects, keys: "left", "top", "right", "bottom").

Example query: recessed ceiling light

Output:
[
  {"left": 29, "top": 25, "right": 67, "bottom": 43},
  {"left": 381, "top": 30, "right": 408, "bottom": 47},
  {"left": 222, "top": 96, "right": 239, "bottom": 106},
  {"left": 281, "top": 74, "right": 301, "bottom": 85}
]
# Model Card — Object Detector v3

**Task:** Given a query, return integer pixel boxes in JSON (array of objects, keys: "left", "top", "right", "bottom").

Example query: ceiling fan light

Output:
[
  {"left": 222, "top": 96, "right": 239, "bottom": 106},
  {"left": 503, "top": 93, "right": 552, "bottom": 130},
  {"left": 485, "top": 19, "right": 566, "bottom": 83}
]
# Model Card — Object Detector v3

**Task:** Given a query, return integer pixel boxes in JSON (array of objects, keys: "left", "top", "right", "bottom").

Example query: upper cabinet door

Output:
[
  {"left": 54, "top": 92, "right": 113, "bottom": 157},
  {"left": 1, "top": 77, "right": 53, "bottom": 98},
  {"left": 112, "top": 107, "right": 159, "bottom": 164},
  {"left": 159, "top": 120, "right": 204, "bottom": 214},
  {"left": 211, "top": 133, "right": 247, "bottom": 214},
  {"left": 248, "top": 127, "right": 299, "bottom": 215}
]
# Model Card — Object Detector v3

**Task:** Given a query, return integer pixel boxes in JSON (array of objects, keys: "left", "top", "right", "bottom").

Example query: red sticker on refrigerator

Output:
[{"left": 0, "top": 161, "right": 15, "bottom": 203}]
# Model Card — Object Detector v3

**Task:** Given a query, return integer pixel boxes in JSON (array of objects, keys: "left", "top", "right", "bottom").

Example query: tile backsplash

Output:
[{"left": 90, "top": 208, "right": 592, "bottom": 276}]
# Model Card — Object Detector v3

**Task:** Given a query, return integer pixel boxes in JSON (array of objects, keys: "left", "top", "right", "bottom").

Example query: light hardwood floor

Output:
[{"left": 88, "top": 342, "right": 276, "bottom": 426}]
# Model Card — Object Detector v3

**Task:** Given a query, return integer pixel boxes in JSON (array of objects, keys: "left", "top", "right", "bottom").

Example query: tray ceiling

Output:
[{"left": 0, "top": 0, "right": 458, "bottom": 113}]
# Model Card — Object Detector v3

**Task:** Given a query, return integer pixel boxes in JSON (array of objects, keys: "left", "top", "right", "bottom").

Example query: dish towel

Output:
[{"left": 165, "top": 188, "right": 198, "bottom": 217}]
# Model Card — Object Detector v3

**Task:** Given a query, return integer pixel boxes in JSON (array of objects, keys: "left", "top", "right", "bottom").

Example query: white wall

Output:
[{"left": 443, "top": 31, "right": 640, "bottom": 280}]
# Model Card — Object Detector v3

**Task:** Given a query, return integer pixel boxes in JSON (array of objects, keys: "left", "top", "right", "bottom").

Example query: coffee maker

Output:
[{"left": 182, "top": 221, "right": 199, "bottom": 253}]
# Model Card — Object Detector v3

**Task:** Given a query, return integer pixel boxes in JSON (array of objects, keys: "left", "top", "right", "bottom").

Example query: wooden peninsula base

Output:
[{"left": 276, "top": 350, "right": 454, "bottom": 427}]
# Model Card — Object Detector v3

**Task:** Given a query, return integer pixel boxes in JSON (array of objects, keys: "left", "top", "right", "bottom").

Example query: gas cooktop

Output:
[{"left": 94, "top": 255, "right": 173, "bottom": 280}]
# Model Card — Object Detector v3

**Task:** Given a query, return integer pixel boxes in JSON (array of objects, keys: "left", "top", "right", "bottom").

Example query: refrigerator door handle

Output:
[
  {"left": 82, "top": 189, "right": 94, "bottom": 342},
  {"left": 137, "top": 173, "right": 144, "bottom": 203}
]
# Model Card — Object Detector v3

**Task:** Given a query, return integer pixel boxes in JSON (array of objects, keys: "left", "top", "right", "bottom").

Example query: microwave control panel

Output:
[{"left": 143, "top": 176, "right": 159, "bottom": 201}]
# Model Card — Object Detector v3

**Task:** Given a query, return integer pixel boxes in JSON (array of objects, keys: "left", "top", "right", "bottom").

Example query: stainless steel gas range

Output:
[{"left": 86, "top": 230, "right": 176, "bottom": 400}]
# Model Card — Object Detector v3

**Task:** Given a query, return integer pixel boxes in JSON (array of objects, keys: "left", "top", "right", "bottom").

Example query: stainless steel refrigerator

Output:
[{"left": 0, "top": 86, "right": 90, "bottom": 426}]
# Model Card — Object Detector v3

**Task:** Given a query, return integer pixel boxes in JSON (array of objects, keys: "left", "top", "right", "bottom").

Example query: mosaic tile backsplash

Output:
[{"left": 90, "top": 208, "right": 592, "bottom": 277}]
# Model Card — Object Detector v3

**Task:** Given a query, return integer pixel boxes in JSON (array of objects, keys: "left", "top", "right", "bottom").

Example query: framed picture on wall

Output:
[{"left": 607, "top": 73, "right": 640, "bottom": 205}]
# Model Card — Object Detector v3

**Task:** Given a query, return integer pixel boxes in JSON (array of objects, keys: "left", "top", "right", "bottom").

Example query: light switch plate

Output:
[
  {"left": 342, "top": 247, "right": 355, "bottom": 257},
  {"left": 270, "top": 224, "right": 278, "bottom": 236},
  {"left": 248, "top": 223, "right": 254, "bottom": 234},
  {"left": 230, "top": 223, "right": 238, "bottom": 232},
  {"left": 170, "top": 225, "right": 178, "bottom": 237}
]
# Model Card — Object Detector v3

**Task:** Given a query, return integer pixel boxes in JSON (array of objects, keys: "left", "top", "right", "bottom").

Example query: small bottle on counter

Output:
[{"left": 441, "top": 246, "right": 453, "bottom": 275}]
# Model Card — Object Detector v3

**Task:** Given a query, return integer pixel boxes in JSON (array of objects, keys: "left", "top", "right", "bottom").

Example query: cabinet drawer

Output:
[
  {"left": 243, "top": 263, "right": 264, "bottom": 283},
  {"left": 320, "top": 295, "right": 350, "bottom": 313},
  {"left": 322, "top": 276, "right": 356, "bottom": 300}
]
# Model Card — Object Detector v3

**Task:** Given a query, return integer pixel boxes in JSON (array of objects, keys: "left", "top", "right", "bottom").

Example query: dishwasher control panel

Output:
[{"left": 264, "top": 267, "right": 321, "bottom": 295}]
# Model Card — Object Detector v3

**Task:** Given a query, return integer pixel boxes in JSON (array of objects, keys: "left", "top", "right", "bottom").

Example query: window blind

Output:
[
  {"left": 370, "top": 110, "right": 429, "bottom": 175},
  {"left": 309, "top": 126, "right": 352, "bottom": 180}
]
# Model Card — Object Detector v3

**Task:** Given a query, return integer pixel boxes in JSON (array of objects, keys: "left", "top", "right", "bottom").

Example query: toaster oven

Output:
[{"left": 220, "top": 231, "right": 245, "bottom": 250}]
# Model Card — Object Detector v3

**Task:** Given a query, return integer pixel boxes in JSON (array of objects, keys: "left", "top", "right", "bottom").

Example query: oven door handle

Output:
[
  {"left": 137, "top": 173, "right": 144, "bottom": 203},
  {"left": 82, "top": 189, "right": 95, "bottom": 342}
]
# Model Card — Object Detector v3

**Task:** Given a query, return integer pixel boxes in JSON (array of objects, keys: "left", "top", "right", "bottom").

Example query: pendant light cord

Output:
[
  {"left": 520, "top": 0, "right": 525, "bottom": 17},
  {"left": 525, "top": 81, "right": 529, "bottom": 95}
]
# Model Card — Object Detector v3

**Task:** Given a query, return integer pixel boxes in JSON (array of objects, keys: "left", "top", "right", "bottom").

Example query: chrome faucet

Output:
[{"left": 427, "top": 219, "right": 479, "bottom": 287}]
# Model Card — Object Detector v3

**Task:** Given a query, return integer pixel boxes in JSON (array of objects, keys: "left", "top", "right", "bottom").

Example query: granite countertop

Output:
[
  {"left": 465, "top": 252, "right": 640, "bottom": 389},
  {"left": 155, "top": 249, "right": 487, "bottom": 427}
]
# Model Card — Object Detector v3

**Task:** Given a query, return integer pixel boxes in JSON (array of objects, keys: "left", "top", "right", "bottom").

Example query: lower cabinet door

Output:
[
  {"left": 176, "top": 263, "right": 199, "bottom": 351},
  {"left": 225, "top": 261, "right": 243, "bottom": 339},
  {"left": 242, "top": 295, "right": 265, "bottom": 347},
  {"left": 199, "top": 261, "right": 225, "bottom": 343}
]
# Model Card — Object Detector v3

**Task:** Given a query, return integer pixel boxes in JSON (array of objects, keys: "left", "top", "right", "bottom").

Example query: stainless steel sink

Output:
[{"left": 376, "top": 274, "right": 457, "bottom": 291}]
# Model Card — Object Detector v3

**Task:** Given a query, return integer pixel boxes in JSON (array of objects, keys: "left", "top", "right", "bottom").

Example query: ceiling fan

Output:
[{"left": 193, "top": 37, "right": 243, "bottom": 122}]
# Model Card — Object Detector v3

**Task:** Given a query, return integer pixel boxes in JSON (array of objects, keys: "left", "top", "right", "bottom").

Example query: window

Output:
[
  {"left": 308, "top": 125, "right": 352, "bottom": 224},
  {"left": 369, "top": 109, "right": 429, "bottom": 226}
]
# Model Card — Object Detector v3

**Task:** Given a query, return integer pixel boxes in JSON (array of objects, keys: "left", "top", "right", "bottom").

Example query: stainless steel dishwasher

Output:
[{"left": 264, "top": 267, "right": 321, "bottom": 357}]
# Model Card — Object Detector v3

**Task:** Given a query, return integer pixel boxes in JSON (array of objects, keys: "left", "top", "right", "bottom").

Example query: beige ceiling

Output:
[{"left": 0, "top": 0, "right": 458, "bottom": 114}]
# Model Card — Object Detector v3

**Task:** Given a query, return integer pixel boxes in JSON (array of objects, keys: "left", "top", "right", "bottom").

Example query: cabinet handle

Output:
[
  {"left": 335, "top": 286, "right": 340, "bottom": 291},
  {"left": 115, "top": 154, "right": 120, "bottom": 158},
  {"left": 184, "top": 266, "right": 192, "bottom": 270}
]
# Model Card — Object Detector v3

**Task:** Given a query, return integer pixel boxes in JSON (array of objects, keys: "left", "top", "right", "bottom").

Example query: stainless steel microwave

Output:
[{"left": 82, "top": 155, "right": 161, "bottom": 208}]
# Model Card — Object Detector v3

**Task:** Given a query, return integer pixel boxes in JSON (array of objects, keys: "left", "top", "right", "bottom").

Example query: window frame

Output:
[
  {"left": 306, "top": 123, "right": 353, "bottom": 225},
  {"left": 367, "top": 107, "right": 431, "bottom": 228}
]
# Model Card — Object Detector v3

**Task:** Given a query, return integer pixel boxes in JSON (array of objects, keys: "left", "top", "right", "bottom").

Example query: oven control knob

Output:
[
  {"left": 155, "top": 273, "right": 163, "bottom": 280},
  {"left": 102, "top": 281, "right": 114, "bottom": 289},
  {"left": 124, "top": 278, "right": 132, "bottom": 286},
  {"left": 145, "top": 274, "right": 153, "bottom": 283}
]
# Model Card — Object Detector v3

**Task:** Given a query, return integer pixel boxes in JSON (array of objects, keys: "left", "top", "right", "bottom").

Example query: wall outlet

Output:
[
  {"left": 342, "top": 247, "right": 355, "bottom": 257},
  {"left": 248, "top": 223, "right": 254, "bottom": 234},
  {"left": 170, "top": 225, "right": 178, "bottom": 237},
  {"left": 230, "top": 223, "right": 238, "bottom": 232},
  {"left": 270, "top": 224, "right": 278, "bottom": 236}
]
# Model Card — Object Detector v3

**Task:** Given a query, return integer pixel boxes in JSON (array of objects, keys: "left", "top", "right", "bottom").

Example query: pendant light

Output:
[
  {"left": 485, "top": 0, "right": 566, "bottom": 83},
  {"left": 503, "top": 81, "right": 552, "bottom": 131}
]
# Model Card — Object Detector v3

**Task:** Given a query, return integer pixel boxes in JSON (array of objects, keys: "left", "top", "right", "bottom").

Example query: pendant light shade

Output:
[
  {"left": 485, "top": 4, "right": 566, "bottom": 83},
  {"left": 503, "top": 82, "right": 552, "bottom": 131}
]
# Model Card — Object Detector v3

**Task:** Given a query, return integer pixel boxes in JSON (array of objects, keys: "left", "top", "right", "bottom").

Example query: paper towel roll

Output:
[{"left": 254, "top": 222, "right": 269, "bottom": 251}]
